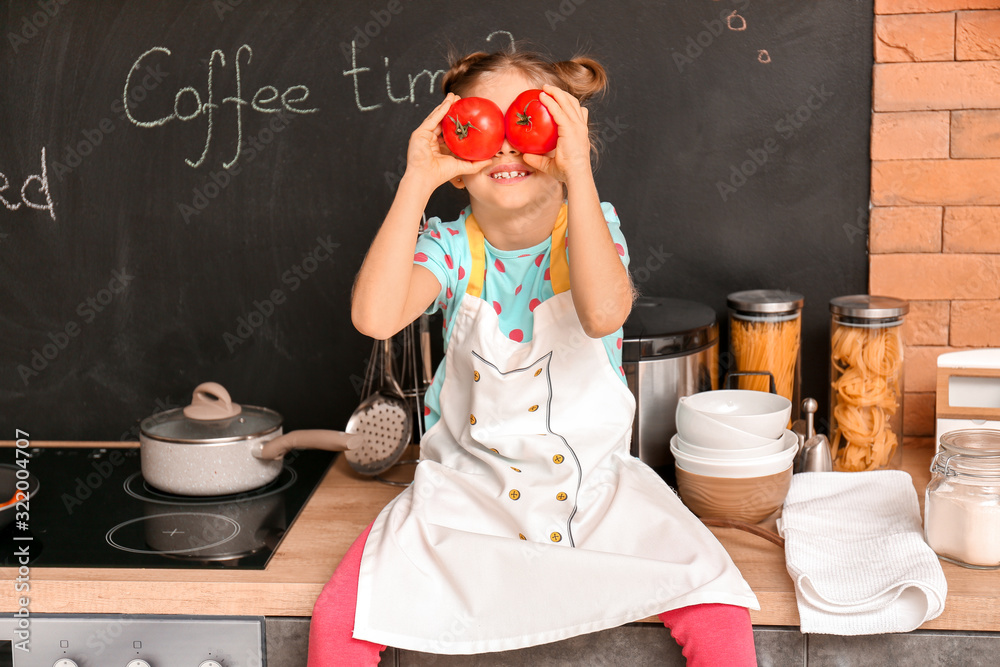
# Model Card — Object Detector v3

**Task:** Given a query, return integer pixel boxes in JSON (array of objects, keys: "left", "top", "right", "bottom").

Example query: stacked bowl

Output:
[{"left": 672, "top": 390, "right": 797, "bottom": 523}]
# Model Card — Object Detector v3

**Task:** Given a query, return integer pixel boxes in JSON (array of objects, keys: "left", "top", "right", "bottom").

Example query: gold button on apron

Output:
[
  {"left": 519, "top": 533, "right": 527, "bottom": 540},
  {"left": 552, "top": 454, "right": 565, "bottom": 464},
  {"left": 474, "top": 370, "right": 480, "bottom": 382},
  {"left": 510, "top": 467, "right": 521, "bottom": 472},
  {"left": 550, "top": 532, "right": 562, "bottom": 543},
  {"left": 534, "top": 368, "right": 543, "bottom": 377},
  {"left": 470, "top": 414, "right": 477, "bottom": 425},
  {"left": 509, "top": 489, "right": 520, "bottom": 500},
  {"left": 528, "top": 405, "right": 539, "bottom": 412},
  {"left": 556, "top": 492, "right": 568, "bottom": 501},
  {"left": 490, "top": 448, "right": 499, "bottom": 454}
]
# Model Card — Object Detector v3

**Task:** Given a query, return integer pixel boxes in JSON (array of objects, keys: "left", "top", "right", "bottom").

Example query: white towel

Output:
[{"left": 777, "top": 470, "right": 947, "bottom": 635}]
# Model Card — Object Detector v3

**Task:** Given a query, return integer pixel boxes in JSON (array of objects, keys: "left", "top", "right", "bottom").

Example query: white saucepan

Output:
[{"left": 139, "top": 382, "right": 361, "bottom": 496}]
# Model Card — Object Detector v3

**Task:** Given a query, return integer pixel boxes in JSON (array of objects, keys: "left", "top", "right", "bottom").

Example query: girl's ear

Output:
[{"left": 450, "top": 176, "right": 466, "bottom": 190}]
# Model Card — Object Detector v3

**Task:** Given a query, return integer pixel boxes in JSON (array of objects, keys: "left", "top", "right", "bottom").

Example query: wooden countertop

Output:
[{"left": 2, "top": 439, "right": 999, "bottom": 631}]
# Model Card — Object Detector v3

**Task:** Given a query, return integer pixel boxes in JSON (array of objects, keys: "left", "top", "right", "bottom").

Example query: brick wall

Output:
[{"left": 869, "top": 0, "right": 1000, "bottom": 437}]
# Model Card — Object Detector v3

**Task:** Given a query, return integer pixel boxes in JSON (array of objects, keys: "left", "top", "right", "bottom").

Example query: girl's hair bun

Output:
[{"left": 552, "top": 57, "right": 608, "bottom": 103}]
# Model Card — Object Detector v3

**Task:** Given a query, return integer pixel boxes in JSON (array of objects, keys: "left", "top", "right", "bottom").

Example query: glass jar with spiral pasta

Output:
[{"left": 828, "top": 295, "right": 908, "bottom": 472}]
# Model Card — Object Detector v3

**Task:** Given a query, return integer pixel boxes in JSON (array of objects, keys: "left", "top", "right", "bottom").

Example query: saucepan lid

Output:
[{"left": 140, "top": 382, "right": 282, "bottom": 444}]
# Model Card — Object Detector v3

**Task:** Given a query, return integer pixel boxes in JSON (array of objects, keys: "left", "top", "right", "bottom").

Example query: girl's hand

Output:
[
  {"left": 521, "top": 84, "right": 593, "bottom": 186},
  {"left": 403, "top": 93, "right": 493, "bottom": 192}
]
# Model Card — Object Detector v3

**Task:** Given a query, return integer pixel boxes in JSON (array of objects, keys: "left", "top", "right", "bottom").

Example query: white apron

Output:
[{"left": 354, "top": 212, "right": 758, "bottom": 654}]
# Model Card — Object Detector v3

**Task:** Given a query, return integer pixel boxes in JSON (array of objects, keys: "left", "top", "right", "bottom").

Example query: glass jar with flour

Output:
[{"left": 925, "top": 429, "right": 1000, "bottom": 569}]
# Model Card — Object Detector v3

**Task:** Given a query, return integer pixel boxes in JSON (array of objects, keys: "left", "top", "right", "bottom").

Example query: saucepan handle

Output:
[{"left": 255, "top": 429, "right": 363, "bottom": 460}]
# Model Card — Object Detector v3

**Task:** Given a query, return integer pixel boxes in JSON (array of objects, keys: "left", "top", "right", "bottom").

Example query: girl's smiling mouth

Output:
[{"left": 489, "top": 163, "right": 531, "bottom": 183}]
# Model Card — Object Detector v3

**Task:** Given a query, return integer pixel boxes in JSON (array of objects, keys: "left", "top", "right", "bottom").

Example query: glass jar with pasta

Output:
[
  {"left": 828, "top": 295, "right": 908, "bottom": 472},
  {"left": 727, "top": 289, "right": 804, "bottom": 421}
]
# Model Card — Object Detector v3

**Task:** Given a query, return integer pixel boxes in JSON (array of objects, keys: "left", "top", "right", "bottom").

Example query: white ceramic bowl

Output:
[
  {"left": 675, "top": 398, "right": 778, "bottom": 450},
  {"left": 674, "top": 431, "right": 790, "bottom": 460},
  {"left": 681, "top": 389, "right": 792, "bottom": 439},
  {"left": 670, "top": 430, "right": 798, "bottom": 478}
]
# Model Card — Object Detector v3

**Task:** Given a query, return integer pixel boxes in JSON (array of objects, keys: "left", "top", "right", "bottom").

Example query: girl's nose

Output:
[{"left": 496, "top": 137, "right": 520, "bottom": 156}]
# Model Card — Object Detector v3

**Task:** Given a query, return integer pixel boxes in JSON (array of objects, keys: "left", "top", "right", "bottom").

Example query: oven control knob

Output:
[
  {"left": 52, "top": 660, "right": 79, "bottom": 667},
  {"left": 198, "top": 662, "right": 223, "bottom": 667},
  {"left": 126, "top": 661, "right": 152, "bottom": 667}
]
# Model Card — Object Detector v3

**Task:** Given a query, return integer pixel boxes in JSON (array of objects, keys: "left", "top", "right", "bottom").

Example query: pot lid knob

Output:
[{"left": 183, "top": 382, "right": 242, "bottom": 421}]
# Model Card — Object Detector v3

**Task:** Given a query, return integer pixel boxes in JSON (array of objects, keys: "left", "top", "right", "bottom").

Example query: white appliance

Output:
[{"left": 936, "top": 349, "right": 1000, "bottom": 448}]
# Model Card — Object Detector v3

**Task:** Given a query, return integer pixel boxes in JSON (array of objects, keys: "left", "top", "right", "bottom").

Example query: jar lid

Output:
[
  {"left": 932, "top": 450, "right": 1000, "bottom": 479},
  {"left": 829, "top": 295, "right": 909, "bottom": 319},
  {"left": 622, "top": 297, "right": 718, "bottom": 361},
  {"left": 727, "top": 289, "right": 804, "bottom": 315},
  {"left": 939, "top": 429, "right": 1000, "bottom": 456},
  {"left": 140, "top": 405, "right": 282, "bottom": 443}
]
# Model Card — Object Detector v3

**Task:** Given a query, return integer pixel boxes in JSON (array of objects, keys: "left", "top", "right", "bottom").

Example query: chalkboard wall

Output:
[{"left": 0, "top": 0, "right": 873, "bottom": 440}]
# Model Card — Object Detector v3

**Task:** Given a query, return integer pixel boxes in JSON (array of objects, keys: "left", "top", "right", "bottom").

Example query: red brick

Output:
[
  {"left": 957, "top": 11, "right": 1000, "bottom": 59},
  {"left": 951, "top": 110, "right": 1000, "bottom": 158},
  {"left": 903, "top": 300, "right": 951, "bottom": 345},
  {"left": 904, "top": 392, "right": 937, "bottom": 436},
  {"left": 951, "top": 300, "right": 1000, "bottom": 345},
  {"left": 876, "top": 13, "right": 955, "bottom": 62},
  {"left": 873, "top": 62, "right": 1000, "bottom": 111},
  {"left": 872, "top": 112, "right": 950, "bottom": 159},
  {"left": 878, "top": 0, "right": 1000, "bottom": 13},
  {"left": 872, "top": 159, "right": 1000, "bottom": 205},
  {"left": 943, "top": 206, "right": 1000, "bottom": 252},
  {"left": 870, "top": 254, "right": 1000, "bottom": 300},
  {"left": 870, "top": 206, "right": 943, "bottom": 252}
]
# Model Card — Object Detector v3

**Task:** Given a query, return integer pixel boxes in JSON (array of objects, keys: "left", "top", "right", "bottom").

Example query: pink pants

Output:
[{"left": 307, "top": 524, "right": 757, "bottom": 666}]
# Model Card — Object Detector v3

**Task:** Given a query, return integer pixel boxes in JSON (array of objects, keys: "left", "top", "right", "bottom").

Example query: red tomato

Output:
[
  {"left": 441, "top": 97, "right": 505, "bottom": 161},
  {"left": 504, "top": 89, "right": 558, "bottom": 155}
]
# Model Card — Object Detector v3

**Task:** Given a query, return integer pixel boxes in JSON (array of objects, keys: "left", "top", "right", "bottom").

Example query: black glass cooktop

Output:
[{"left": 0, "top": 447, "right": 335, "bottom": 569}]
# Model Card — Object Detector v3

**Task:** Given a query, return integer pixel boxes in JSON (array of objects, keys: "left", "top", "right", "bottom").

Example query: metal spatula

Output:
[{"left": 345, "top": 337, "right": 412, "bottom": 476}]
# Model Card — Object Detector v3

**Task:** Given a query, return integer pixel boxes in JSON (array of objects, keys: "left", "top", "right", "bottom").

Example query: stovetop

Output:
[{"left": 0, "top": 446, "right": 335, "bottom": 570}]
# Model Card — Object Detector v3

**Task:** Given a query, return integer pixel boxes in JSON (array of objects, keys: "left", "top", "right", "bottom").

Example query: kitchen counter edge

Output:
[{"left": 1, "top": 439, "right": 997, "bottom": 633}]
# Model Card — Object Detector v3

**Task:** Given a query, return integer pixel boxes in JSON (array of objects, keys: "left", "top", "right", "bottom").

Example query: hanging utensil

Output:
[
  {"left": 419, "top": 313, "right": 433, "bottom": 386},
  {"left": 344, "top": 337, "right": 412, "bottom": 476}
]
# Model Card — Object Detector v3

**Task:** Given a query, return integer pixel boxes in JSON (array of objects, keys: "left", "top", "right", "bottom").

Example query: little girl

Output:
[{"left": 308, "top": 48, "right": 759, "bottom": 666}]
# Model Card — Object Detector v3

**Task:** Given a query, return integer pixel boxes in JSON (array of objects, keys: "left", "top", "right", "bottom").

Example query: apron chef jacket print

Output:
[{"left": 353, "top": 209, "right": 759, "bottom": 654}]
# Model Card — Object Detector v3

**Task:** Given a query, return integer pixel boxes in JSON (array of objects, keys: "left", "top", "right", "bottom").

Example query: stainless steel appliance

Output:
[
  {"left": 0, "top": 615, "right": 263, "bottom": 666},
  {"left": 622, "top": 297, "right": 719, "bottom": 479}
]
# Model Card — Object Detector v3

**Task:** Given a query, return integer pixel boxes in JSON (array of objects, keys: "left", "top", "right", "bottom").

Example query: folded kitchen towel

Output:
[{"left": 776, "top": 470, "right": 947, "bottom": 635}]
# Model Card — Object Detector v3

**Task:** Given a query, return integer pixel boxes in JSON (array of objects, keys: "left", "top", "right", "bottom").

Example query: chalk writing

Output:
[
  {"left": 0, "top": 147, "right": 56, "bottom": 222},
  {"left": 344, "top": 30, "right": 517, "bottom": 113},
  {"left": 123, "top": 44, "right": 317, "bottom": 169},
  {"left": 343, "top": 41, "right": 444, "bottom": 112},
  {"left": 726, "top": 10, "right": 746, "bottom": 32},
  {"left": 486, "top": 30, "right": 516, "bottom": 50}
]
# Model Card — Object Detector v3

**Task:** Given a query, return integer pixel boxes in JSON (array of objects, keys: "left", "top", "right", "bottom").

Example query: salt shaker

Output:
[{"left": 794, "top": 398, "right": 833, "bottom": 473}]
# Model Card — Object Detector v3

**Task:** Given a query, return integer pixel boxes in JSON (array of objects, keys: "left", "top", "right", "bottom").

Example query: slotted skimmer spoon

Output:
[{"left": 345, "top": 337, "right": 412, "bottom": 476}]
